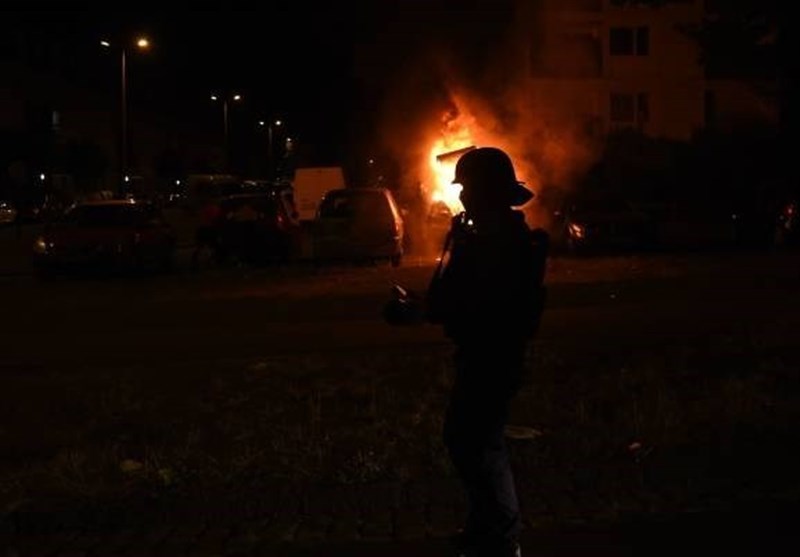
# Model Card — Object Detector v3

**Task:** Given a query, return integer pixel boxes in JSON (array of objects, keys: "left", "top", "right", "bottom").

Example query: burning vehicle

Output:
[
  {"left": 426, "top": 199, "right": 454, "bottom": 253},
  {"left": 406, "top": 95, "right": 576, "bottom": 258},
  {"left": 423, "top": 146, "right": 475, "bottom": 253}
]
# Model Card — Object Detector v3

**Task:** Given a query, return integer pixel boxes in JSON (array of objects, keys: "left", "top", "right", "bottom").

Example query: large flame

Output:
[
  {"left": 420, "top": 94, "right": 552, "bottom": 233},
  {"left": 393, "top": 81, "right": 600, "bottom": 259},
  {"left": 427, "top": 110, "right": 479, "bottom": 215}
]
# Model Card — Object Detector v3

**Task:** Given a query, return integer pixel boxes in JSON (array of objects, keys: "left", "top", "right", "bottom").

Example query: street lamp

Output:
[
  {"left": 101, "top": 36, "right": 150, "bottom": 189},
  {"left": 211, "top": 93, "right": 242, "bottom": 171},
  {"left": 259, "top": 119, "right": 283, "bottom": 179}
]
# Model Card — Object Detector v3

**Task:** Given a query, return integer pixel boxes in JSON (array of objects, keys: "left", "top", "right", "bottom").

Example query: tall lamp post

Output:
[
  {"left": 211, "top": 93, "right": 242, "bottom": 172},
  {"left": 101, "top": 36, "right": 150, "bottom": 190},
  {"left": 259, "top": 119, "right": 283, "bottom": 180}
]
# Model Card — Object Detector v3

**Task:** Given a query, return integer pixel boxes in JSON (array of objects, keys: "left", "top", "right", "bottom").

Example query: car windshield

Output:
[
  {"left": 318, "top": 190, "right": 392, "bottom": 219},
  {"left": 61, "top": 204, "right": 157, "bottom": 227}
]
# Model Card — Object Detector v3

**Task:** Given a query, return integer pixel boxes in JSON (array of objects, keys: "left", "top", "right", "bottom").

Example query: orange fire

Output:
[
  {"left": 413, "top": 90, "right": 595, "bottom": 240},
  {"left": 422, "top": 96, "right": 543, "bottom": 230},
  {"left": 426, "top": 110, "right": 478, "bottom": 215}
]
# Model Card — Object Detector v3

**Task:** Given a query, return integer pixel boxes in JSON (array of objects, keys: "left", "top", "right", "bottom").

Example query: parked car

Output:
[
  {"left": 194, "top": 190, "right": 301, "bottom": 267},
  {"left": 32, "top": 198, "right": 176, "bottom": 277},
  {"left": 0, "top": 201, "right": 17, "bottom": 225},
  {"left": 312, "top": 187, "right": 405, "bottom": 266},
  {"left": 653, "top": 192, "right": 782, "bottom": 252},
  {"left": 551, "top": 189, "right": 658, "bottom": 254}
]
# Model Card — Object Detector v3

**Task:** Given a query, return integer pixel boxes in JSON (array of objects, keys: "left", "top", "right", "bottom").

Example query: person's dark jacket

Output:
[{"left": 425, "top": 210, "right": 548, "bottom": 344}]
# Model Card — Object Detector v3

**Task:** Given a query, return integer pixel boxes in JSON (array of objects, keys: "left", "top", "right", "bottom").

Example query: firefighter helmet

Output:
[{"left": 453, "top": 147, "right": 533, "bottom": 207}]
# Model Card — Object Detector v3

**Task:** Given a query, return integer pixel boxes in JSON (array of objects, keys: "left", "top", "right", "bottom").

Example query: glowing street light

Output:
[
  {"left": 258, "top": 120, "right": 284, "bottom": 178},
  {"left": 101, "top": 35, "right": 150, "bottom": 188},
  {"left": 211, "top": 93, "right": 243, "bottom": 171}
]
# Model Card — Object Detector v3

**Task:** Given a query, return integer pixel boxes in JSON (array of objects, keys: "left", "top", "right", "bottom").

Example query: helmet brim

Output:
[{"left": 511, "top": 182, "right": 535, "bottom": 207}]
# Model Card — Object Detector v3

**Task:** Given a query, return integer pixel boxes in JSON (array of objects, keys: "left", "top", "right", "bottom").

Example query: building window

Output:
[
  {"left": 609, "top": 26, "right": 649, "bottom": 56},
  {"left": 609, "top": 28, "right": 634, "bottom": 55},
  {"left": 610, "top": 92, "right": 649, "bottom": 126}
]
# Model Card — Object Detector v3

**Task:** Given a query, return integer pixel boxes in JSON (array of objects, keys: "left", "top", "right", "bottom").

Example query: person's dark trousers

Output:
[{"left": 443, "top": 341, "right": 526, "bottom": 553}]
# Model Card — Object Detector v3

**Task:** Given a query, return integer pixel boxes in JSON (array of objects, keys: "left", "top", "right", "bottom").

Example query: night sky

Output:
[{"left": 3, "top": 2, "right": 517, "bottom": 165}]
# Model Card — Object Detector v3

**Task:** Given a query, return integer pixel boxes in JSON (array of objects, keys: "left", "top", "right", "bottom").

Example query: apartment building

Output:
[{"left": 522, "top": 0, "right": 777, "bottom": 141}]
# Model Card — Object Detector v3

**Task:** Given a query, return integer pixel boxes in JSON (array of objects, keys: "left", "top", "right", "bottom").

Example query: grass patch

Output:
[{"left": 2, "top": 331, "right": 799, "bottom": 516}]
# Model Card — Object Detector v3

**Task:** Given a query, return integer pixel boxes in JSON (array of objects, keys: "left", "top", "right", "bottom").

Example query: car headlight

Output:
[
  {"left": 33, "top": 236, "right": 51, "bottom": 254},
  {"left": 568, "top": 222, "right": 585, "bottom": 239}
]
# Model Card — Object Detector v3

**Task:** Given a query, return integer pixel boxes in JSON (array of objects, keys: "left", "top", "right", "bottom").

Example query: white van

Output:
[
  {"left": 312, "top": 187, "right": 405, "bottom": 266},
  {"left": 292, "top": 167, "right": 346, "bottom": 222}
]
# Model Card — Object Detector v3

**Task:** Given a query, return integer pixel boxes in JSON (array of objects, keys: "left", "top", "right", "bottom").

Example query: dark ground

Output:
[{"left": 1, "top": 247, "right": 799, "bottom": 555}]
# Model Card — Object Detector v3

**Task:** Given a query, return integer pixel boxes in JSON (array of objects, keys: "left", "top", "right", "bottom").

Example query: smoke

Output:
[{"left": 368, "top": 0, "right": 602, "bottom": 238}]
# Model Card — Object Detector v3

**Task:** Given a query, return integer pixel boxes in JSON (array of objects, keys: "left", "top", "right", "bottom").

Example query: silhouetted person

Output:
[{"left": 425, "top": 147, "right": 548, "bottom": 557}]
